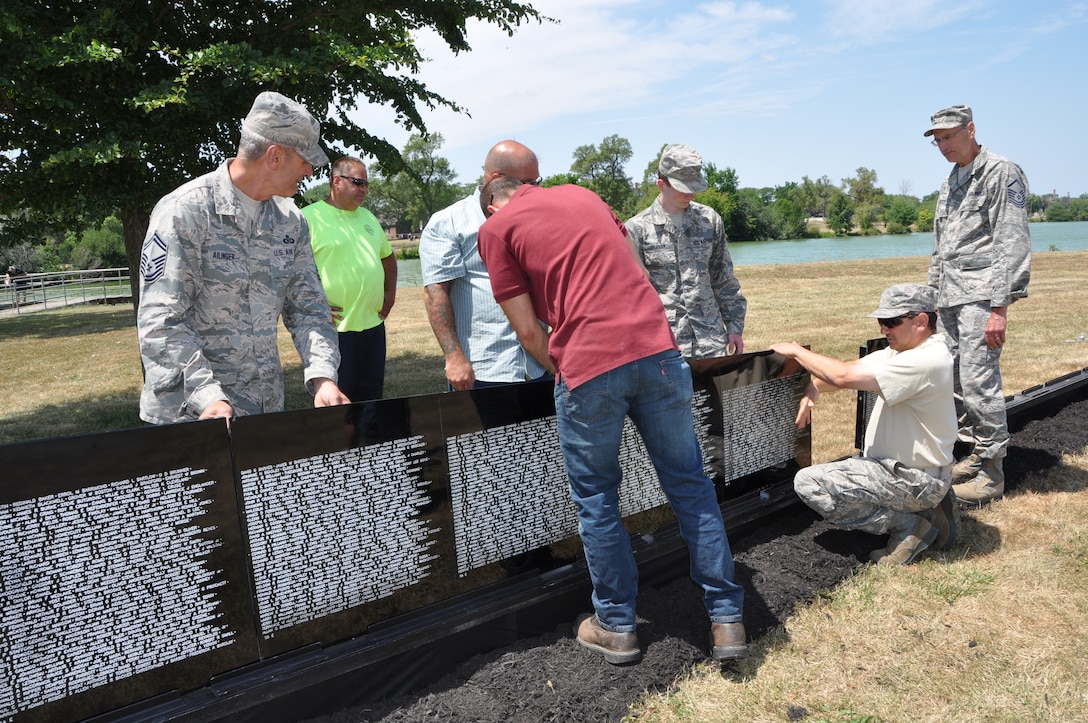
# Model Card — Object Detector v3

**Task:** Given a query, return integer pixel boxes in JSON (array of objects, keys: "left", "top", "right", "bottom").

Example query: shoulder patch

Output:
[
  {"left": 140, "top": 233, "right": 169, "bottom": 283},
  {"left": 1007, "top": 179, "right": 1027, "bottom": 209}
]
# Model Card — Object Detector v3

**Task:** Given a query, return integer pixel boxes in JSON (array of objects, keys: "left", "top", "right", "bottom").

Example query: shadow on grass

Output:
[
  {"left": 0, "top": 391, "right": 143, "bottom": 445},
  {"left": 278, "top": 351, "right": 448, "bottom": 411},
  {"left": 0, "top": 304, "right": 136, "bottom": 341},
  {"left": 0, "top": 349, "right": 446, "bottom": 447}
]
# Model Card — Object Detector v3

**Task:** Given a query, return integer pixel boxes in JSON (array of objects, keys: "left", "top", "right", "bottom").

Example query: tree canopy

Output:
[
  {"left": 0, "top": 0, "right": 543, "bottom": 298},
  {"left": 568, "top": 134, "right": 635, "bottom": 215}
]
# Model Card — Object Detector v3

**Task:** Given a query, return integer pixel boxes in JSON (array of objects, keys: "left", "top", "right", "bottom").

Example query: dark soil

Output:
[{"left": 307, "top": 397, "right": 1088, "bottom": 723}]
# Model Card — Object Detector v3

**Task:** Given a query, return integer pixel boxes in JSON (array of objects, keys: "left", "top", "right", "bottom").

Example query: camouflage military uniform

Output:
[
  {"left": 795, "top": 456, "right": 951, "bottom": 535},
  {"left": 626, "top": 198, "right": 746, "bottom": 360},
  {"left": 928, "top": 145, "right": 1031, "bottom": 465},
  {"left": 137, "top": 161, "right": 340, "bottom": 424}
]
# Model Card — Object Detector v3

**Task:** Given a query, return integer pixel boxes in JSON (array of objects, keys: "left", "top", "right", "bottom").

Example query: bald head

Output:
[{"left": 483, "top": 140, "right": 539, "bottom": 184}]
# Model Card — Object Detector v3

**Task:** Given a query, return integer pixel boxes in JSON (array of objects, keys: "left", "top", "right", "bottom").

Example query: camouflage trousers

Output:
[
  {"left": 794, "top": 456, "right": 951, "bottom": 535},
  {"left": 938, "top": 301, "right": 1009, "bottom": 461}
]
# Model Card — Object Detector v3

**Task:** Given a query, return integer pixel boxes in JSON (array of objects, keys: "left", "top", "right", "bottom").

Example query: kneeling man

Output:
[{"left": 771, "top": 283, "right": 959, "bottom": 564}]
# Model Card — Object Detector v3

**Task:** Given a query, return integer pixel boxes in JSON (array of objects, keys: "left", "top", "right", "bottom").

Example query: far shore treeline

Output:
[{"left": 3, "top": 132, "right": 1086, "bottom": 276}]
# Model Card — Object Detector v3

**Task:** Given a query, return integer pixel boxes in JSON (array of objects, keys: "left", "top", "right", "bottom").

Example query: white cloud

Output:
[
  {"left": 822, "top": 0, "right": 986, "bottom": 42},
  {"left": 353, "top": 1, "right": 804, "bottom": 167},
  {"left": 344, "top": 0, "right": 1088, "bottom": 195}
]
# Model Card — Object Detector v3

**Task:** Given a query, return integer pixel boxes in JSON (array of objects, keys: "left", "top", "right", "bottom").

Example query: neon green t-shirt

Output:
[{"left": 302, "top": 201, "right": 392, "bottom": 332}]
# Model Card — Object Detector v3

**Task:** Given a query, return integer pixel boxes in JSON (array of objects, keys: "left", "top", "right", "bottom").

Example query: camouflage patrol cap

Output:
[
  {"left": 923, "top": 105, "right": 972, "bottom": 137},
  {"left": 243, "top": 91, "right": 330, "bottom": 166},
  {"left": 868, "top": 283, "right": 938, "bottom": 318},
  {"left": 658, "top": 144, "right": 708, "bottom": 194}
]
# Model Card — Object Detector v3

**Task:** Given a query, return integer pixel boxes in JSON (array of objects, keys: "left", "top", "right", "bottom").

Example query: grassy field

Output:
[
  {"left": 2, "top": 251, "right": 1085, "bottom": 454},
  {"left": 2, "top": 252, "right": 1087, "bottom": 721}
]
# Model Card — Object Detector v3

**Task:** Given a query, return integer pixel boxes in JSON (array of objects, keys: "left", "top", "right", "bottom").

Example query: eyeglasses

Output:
[
  {"left": 523, "top": 176, "right": 542, "bottom": 186},
  {"left": 338, "top": 175, "right": 369, "bottom": 187},
  {"left": 877, "top": 313, "right": 918, "bottom": 329},
  {"left": 930, "top": 126, "right": 967, "bottom": 147}
]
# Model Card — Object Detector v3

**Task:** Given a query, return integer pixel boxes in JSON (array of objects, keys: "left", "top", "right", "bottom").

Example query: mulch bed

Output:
[{"left": 307, "top": 397, "right": 1088, "bottom": 722}]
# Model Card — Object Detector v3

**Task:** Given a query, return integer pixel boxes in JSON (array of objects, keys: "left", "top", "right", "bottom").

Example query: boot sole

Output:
[
  {"left": 956, "top": 494, "right": 1003, "bottom": 510},
  {"left": 575, "top": 635, "right": 641, "bottom": 664},
  {"left": 711, "top": 644, "right": 748, "bottom": 661}
]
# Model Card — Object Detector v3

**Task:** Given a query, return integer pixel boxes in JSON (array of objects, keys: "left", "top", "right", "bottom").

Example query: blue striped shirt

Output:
[{"left": 419, "top": 188, "right": 547, "bottom": 383}]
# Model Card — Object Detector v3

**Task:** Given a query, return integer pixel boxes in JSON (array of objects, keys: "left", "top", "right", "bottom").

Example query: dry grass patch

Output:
[
  {"left": 627, "top": 453, "right": 1088, "bottom": 723},
  {"left": 3, "top": 251, "right": 1087, "bottom": 450}
]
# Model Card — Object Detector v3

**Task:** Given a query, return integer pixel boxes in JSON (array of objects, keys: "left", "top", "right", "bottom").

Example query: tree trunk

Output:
[{"left": 119, "top": 206, "right": 150, "bottom": 316}]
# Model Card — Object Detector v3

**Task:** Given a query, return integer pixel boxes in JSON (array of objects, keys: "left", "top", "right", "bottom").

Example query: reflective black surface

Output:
[{"left": 1, "top": 354, "right": 809, "bottom": 722}]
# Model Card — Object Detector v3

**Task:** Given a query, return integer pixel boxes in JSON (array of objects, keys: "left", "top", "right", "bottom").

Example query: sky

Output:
[{"left": 347, "top": 0, "right": 1088, "bottom": 200}]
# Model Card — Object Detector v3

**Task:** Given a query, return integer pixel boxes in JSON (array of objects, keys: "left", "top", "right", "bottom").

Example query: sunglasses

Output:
[
  {"left": 338, "top": 175, "right": 369, "bottom": 187},
  {"left": 877, "top": 313, "right": 918, "bottom": 329}
]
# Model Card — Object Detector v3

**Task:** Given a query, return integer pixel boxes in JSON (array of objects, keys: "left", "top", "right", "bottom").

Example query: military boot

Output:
[
  {"left": 920, "top": 487, "right": 960, "bottom": 551},
  {"left": 953, "top": 458, "right": 1004, "bottom": 508},
  {"left": 951, "top": 453, "right": 982, "bottom": 484},
  {"left": 870, "top": 515, "right": 936, "bottom": 565}
]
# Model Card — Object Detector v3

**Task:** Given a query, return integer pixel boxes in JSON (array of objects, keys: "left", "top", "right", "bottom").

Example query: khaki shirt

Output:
[
  {"left": 137, "top": 160, "right": 339, "bottom": 424},
  {"left": 626, "top": 198, "right": 746, "bottom": 359},
  {"left": 928, "top": 146, "right": 1031, "bottom": 309}
]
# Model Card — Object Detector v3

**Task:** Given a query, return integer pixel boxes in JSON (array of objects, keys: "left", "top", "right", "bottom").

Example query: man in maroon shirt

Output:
[{"left": 477, "top": 175, "right": 746, "bottom": 665}]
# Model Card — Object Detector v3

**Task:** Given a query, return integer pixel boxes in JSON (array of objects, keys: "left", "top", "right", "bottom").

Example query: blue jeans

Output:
[{"left": 554, "top": 349, "right": 744, "bottom": 632}]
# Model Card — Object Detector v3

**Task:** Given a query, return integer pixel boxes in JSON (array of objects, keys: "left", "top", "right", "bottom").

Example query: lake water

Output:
[{"left": 395, "top": 220, "right": 1088, "bottom": 287}]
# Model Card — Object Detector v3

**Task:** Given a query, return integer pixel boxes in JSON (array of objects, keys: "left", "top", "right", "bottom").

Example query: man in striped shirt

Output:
[{"left": 420, "top": 141, "right": 550, "bottom": 392}]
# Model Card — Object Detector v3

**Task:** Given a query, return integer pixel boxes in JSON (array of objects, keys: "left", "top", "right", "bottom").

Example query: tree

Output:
[
  {"left": 627, "top": 147, "right": 666, "bottom": 214},
  {"left": 73, "top": 215, "right": 128, "bottom": 269},
  {"left": 704, "top": 163, "right": 739, "bottom": 194},
  {"left": 769, "top": 195, "right": 808, "bottom": 239},
  {"left": 368, "top": 133, "right": 464, "bottom": 233},
  {"left": 541, "top": 172, "right": 582, "bottom": 188},
  {"left": 916, "top": 206, "right": 935, "bottom": 233},
  {"left": 884, "top": 196, "right": 919, "bottom": 234},
  {"left": 0, "top": 0, "right": 543, "bottom": 308},
  {"left": 843, "top": 167, "right": 884, "bottom": 208},
  {"left": 795, "top": 175, "right": 838, "bottom": 218},
  {"left": 826, "top": 194, "right": 855, "bottom": 235},
  {"left": 722, "top": 188, "right": 775, "bottom": 242},
  {"left": 569, "top": 135, "right": 635, "bottom": 214}
]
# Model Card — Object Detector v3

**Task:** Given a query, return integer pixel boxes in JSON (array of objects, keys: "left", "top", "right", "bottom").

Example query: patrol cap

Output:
[
  {"left": 243, "top": 91, "right": 330, "bottom": 166},
  {"left": 658, "top": 144, "right": 708, "bottom": 194},
  {"left": 923, "top": 105, "right": 972, "bottom": 137},
  {"left": 868, "top": 283, "right": 938, "bottom": 319}
]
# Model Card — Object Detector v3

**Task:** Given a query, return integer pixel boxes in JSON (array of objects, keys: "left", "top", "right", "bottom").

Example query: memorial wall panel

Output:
[
  {"left": 0, "top": 351, "right": 810, "bottom": 721},
  {"left": 0, "top": 421, "right": 257, "bottom": 723}
]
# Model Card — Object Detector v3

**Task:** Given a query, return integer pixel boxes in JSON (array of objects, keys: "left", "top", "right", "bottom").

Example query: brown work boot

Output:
[
  {"left": 710, "top": 622, "right": 748, "bottom": 661},
  {"left": 953, "top": 459, "right": 1004, "bottom": 508},
  {"left": 870, "top": 515, "right": 937, "bottom": 565},
  {"left": 573, "top": 613, "right": 641, "bottom": 664},
  {"left": 951, "top": 453, "right": 982, "bottom": 483}
]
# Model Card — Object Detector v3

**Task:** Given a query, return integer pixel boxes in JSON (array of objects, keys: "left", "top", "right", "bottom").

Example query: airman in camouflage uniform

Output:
[
  {"left": 626, "top": 144, "right": 746, "bottom": 362},
  {"left": 137, "top": 91, "right": 348, "bottom": 425},
  {"left": 772, "top": 284, "right": 959, "bottom": 565},
  {"left": 925, "top": 105, "right": 1031, "bottom": 507}
]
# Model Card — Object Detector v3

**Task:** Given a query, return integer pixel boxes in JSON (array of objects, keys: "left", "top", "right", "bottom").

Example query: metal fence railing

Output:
[{"left": 1, "top": 267, "right": 132, "bottom": 316}]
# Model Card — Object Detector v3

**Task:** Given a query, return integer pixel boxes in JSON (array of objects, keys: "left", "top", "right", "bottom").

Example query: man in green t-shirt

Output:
[{"left": 303, "top": 156, "right": 397, "bottom": 402}]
